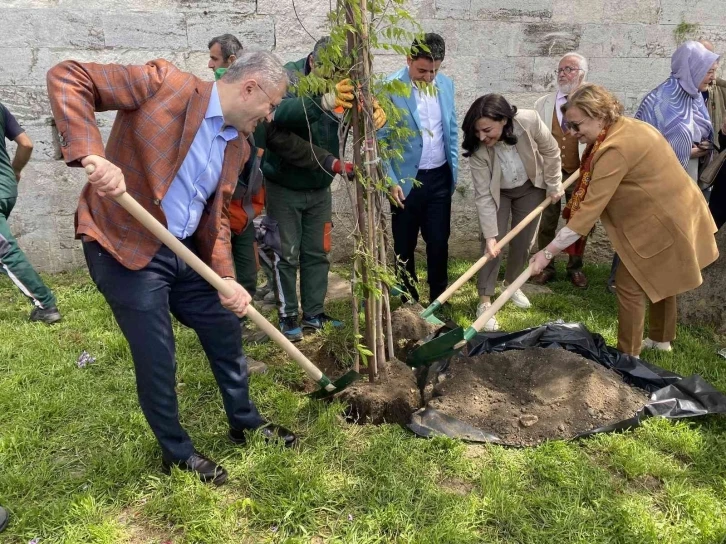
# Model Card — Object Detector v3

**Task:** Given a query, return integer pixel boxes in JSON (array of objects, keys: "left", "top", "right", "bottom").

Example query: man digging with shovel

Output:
[{"left": 47, "top": 52, "right": 297, "bottom": 485}]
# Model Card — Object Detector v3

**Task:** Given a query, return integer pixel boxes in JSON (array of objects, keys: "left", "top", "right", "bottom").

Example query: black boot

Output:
[{"left": 29, "top": 306, "right": 62, "bottom": 324}]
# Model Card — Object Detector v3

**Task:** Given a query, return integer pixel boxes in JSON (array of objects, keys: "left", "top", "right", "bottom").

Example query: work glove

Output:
[
  {"left": 372, "top": 99, "right": 387, "bottom": 130},
  {"left": 321, "top": 79, "right": 355, "bottom": 111},
  {"left": 330, "top": 158, "right": 355, "bottom": 180}
]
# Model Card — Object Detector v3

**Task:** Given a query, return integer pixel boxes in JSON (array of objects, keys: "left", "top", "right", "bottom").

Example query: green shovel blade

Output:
[
  {"left": 307, "top": 370, "right": 362, "bottom": 400},
  {"left": 406, "top": 326, "right": 466, "bottom": 367},
  {"left": 419, "top": 301, "right": 445, "bottom": 326}
]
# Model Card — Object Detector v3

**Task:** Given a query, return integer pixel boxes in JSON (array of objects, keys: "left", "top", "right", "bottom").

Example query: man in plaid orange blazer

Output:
[{"left": 47, "top": 51, "right": 296, "bottom": 485}]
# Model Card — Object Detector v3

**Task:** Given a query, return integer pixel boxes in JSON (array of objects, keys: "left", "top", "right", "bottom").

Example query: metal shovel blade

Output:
[
  {"left": 418, "top": 301, "right": 446, "bottom": 325},
  {"left": 406, "top": 326, "right": 466, "bottom": 367},
  {"left": 307, "top": 370, "right": 363, "bottom": 400}
]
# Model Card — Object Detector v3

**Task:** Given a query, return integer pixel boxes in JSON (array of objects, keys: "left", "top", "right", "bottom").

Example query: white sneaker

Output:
[
  {"left": 641, "top": 338, "right": 672, "bottom": 352},
  {"left": 509, "top": 288, "right": 531, "bottom": 309},
  {"left": 476, "top": 302, "right": 500, "bottom": 331}
]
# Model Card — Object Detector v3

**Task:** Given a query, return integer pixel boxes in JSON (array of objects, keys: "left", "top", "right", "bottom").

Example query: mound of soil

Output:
[
  {"left": 428, "top": 348, "right": 649, "bottom": 446},
  {"left": 388, "top": 304, "right": 440, "bottom": 361},
  {"left": 338, "top": 359, "right": 421, "bottom": 425}
]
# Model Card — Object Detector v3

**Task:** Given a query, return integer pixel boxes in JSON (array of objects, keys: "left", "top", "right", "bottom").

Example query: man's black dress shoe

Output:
[
  {"left": 161, "top": 451, "right": 228, "bottom": 485},
  {"left": 229, "top": 423, "right": 297, "bottom": 448}
]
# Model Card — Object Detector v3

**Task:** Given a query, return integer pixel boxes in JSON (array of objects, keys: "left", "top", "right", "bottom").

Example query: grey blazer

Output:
[{"left": 469, "top": 109, "right": 563, "bottom": 238}]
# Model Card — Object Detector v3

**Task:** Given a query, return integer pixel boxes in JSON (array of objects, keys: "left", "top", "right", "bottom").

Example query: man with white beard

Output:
[{"left": 531, "top": 53, "right": 589, "bottom": 288}]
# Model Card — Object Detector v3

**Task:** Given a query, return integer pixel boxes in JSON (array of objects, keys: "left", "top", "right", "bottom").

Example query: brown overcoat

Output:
[{"left": 566, "top": 116, "right": 718, "bottom": 302}]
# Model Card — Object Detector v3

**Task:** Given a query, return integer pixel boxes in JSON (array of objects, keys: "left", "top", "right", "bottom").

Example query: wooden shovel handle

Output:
[
  {"left": 84, "top": 165, "right": 328, "bottom": 385},
  {"left": 434, "top": 169, "right": 580, "bottom": 305},
  {"left": 468, "top": 266, "right": 533, "bottom": 336}
]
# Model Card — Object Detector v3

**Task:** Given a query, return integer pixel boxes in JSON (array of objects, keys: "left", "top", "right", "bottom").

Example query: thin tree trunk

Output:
[
  {"left": 346, "top": 3, "right": 377, "bottom": 381},
  {"left": 379, "top": 212, "right": 395, "bottom": 360}
]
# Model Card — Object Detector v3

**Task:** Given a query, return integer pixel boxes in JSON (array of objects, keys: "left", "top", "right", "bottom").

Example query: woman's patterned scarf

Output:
[{"left": 561, "top": 125, "right": 610, "bottom": 256}]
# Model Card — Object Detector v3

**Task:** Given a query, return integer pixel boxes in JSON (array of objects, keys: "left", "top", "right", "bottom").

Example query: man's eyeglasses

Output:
[
  {"left": 565, "top": 120, "right": 585, "bottom": 131},
  {"left": 256, "top": 82, "right": 278, "bottom": 115},
  {"left": 555, "top": 67, "right": 583, "bottom": 76}
]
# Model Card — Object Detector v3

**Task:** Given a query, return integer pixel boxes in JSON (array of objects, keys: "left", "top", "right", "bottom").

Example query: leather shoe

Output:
[
  {"left": 530, "top": 269, "right": 556, "bottom": 285},
  {"left": 0, "top": 505, "right": 8, "bottom": 533},
  {"left": 229, "top": 422, "right": 297, "bottom": 448},
  {"left": 568, "top": 270, "right": 589, "bottom": 289},
  {"left": 161, "top": 451, "right": 228, "bottom": 485}
]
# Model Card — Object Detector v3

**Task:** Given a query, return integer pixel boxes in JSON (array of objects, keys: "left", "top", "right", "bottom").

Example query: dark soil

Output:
[
  {"left": 679, "top": 226, "right": 726, "bottom": 334},
  {"left": 388, "top": 303, "right": 440, "bottom": 361},
  {"left": 428, "top": 348, "right": 649, "bottom": 446},
  {"left": 338, "top": 359, "right": 421, "bottom": 425}
]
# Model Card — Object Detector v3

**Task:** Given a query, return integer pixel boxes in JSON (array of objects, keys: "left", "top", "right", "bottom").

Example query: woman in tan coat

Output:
[
  {"left": 530, "top": 84, "right": 718, "bottom": 357},
  {"left": 463, "top": 94, "right": 563, "bottom": 330}
]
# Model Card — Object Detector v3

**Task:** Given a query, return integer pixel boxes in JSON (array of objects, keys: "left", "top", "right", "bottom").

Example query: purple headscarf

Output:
[
  {"left": 636, "top": 41, "right": 720, "bottom": 167},
  {"left": 671, "top": 41, "right": 720, "bottom": 97}
]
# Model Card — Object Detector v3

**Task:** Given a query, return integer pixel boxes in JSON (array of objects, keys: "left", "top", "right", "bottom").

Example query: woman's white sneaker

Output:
[
  {"left": 509, "top": 288, "right": 531, "bottom": 309},
  {"left": 476, "top": 302, "right": 500, "bottom": 331},
  {"left": 641, "top": 338, "right": 672, "bottom": 352}
]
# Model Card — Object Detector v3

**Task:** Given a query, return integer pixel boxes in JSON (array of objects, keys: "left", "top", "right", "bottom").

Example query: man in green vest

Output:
[
  {"left": 1, "top": 102, "right": 61, "bottom": 323},
  {"left": 264, "top": 37, "right": 386, "bottom": 341},
  {"left": 209, "top": 37, "right": 354, "bottom": 346}
]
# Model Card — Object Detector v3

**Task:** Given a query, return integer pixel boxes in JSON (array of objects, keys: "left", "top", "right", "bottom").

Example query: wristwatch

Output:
[{"left": 543, "top": 248, "right": 554, "bottom": 260}]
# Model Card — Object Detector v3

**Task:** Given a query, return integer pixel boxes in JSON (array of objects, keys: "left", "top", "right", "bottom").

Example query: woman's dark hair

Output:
[{"left": 461, "top": 94, "right": 518, "bottom": 157}]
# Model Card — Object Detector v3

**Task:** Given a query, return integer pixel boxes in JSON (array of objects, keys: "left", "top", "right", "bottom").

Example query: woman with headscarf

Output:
[
  {"left": 530, "top": 84, "right": 718, "bottom": 357},
  {"left": 635, "top": 41, "right": 720, "bottom": 181}
]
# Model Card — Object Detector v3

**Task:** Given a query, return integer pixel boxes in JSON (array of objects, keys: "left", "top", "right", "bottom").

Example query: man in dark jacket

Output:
[
  {"left": 266, "top": 37, "right": 385, "bottom": 341},
  {"left": 1, "top": 102, "right": 61, "bottom": 323}
]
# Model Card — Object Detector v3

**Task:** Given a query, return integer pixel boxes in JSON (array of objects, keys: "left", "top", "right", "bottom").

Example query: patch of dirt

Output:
[
  {"left": 428, "top": 348, "right": 649, "bottom": 446},
  {"left": 388, "top": 303, "right": 440, "bottom": 361},
  {"left": 293, "top": 335, "right": 347, "bottom": 393},
  {"left": 520, "top": 283, "right": 553, "bottom": 296},
  {"left": 338, "top": 359, "right": 421, "bottom": 425},
  {"left": 679, "top": 226, "right": 726, "bottom": 334},
  {"left": 324, "top": 271, "right": 352, "bottom": 302},
  {"left": 440, "top": 477, "right": 476, "bottom": 496},
  {"left": 118, "top": 508, "right": 178, "bottom": 544}
]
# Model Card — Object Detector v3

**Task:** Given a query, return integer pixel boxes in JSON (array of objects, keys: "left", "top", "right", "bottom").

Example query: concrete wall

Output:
[{"left": 1, "top": 0, "right": 722, "bottom": 271}]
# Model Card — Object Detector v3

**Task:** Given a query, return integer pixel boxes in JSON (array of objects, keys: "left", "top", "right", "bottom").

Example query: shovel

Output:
[
  {"left": 85, "top": 166, "right": 360, "bottom": 399},
  {"left": 419, "top": 169, "right": 580, "bottom": 325},
  {"left": 407, "top": 265, "right": 534, "bottom": 367}
]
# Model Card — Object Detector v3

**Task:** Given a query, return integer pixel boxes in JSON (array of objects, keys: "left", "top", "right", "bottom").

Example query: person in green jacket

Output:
[
  {"left": 262, "top": 37, "right": 355, "bottom": 341},
  {"left": 210, "top": 43, "right": 353, "bottom": 347},
  {"left": 1, "top": 102, "right": 61, "bottom": 324}
]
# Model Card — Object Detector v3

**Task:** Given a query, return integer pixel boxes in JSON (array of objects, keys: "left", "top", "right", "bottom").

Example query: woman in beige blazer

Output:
[
  {"left": 463, "top": 94, "right": 563, "bottom": 330},
  {"left": 530, "top": 84, "right": 718, "bottom": 357}
]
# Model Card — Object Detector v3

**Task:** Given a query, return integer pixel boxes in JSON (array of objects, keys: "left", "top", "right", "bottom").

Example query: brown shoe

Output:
[
  {"left": 569, "top": 270, "right": 589, "bottom": 289},
  {"left": 530, "top": 269, "right": 556, "bottom": 285}
]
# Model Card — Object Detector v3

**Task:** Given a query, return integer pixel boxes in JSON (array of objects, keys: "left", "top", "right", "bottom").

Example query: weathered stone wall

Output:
[{"left": 1, "top": 0, "right": 723, "bottom": 271}]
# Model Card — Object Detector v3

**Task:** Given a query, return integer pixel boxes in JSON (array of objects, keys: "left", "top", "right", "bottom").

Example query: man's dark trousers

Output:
[
  {"left": 231, "top": 221, "right": 258, "bottom": 298},
  {"left": 83, "top": 239, "right": 264, "bottom": 462},
  {"left": 391, "top": 163, "right": 452, "bottom": 302}
]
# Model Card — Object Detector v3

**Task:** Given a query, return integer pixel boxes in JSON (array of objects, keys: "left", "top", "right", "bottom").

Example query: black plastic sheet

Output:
[{"left": 408, "top": 322, "right": 726, "bottom": 444}]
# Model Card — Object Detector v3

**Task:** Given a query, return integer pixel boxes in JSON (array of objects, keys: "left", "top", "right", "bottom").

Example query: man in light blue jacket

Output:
[{"left": 380, "top": 33, "right": 458, "bottom": 304}]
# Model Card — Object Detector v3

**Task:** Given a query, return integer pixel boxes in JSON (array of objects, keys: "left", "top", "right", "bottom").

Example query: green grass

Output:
[{"left": 1, "top": 262, "right": 726, "bottom": 543}]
